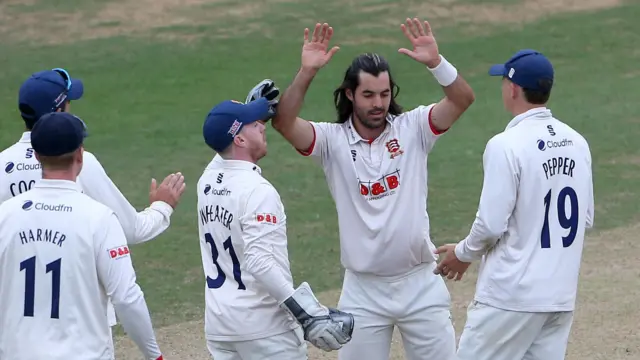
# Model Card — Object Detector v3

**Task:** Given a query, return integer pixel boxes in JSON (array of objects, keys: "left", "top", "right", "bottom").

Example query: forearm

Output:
[
  {"left": 245, "top": 248, "right": 296, "bottom": 303},
  {"left": 272, "top": 67, "right": 317, "bottom": 131},
  {"left": 454, "top": 218, "right": 501, "bottom": 262},
  {"left": 113, "top": 285, "right": 162, "bottom": 360},
  {"left": 427, "top": 55, "right": 475, "bottom": 131},
  {"left": 127, "top": 202, "right": 173, "bottom": 245}
]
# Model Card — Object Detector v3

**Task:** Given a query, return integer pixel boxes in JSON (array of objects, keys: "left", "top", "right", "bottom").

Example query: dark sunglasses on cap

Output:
[{"left": 51, "top": 67, "right": 72, "bottom": 112}]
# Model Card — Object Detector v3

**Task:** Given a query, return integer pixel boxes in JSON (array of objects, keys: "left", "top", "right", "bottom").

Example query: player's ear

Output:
[
  {"left": 345, "top": 88, "right": 354, "bottom": 102},
  {"left": 510, "top": 82, "right": 520, "bottom": 100},
  {"left": 75, "top": 146, "right": 84, "bottom": 164},
  {"left": 233, "top": 133, "right": 246, "bottom": 149}
]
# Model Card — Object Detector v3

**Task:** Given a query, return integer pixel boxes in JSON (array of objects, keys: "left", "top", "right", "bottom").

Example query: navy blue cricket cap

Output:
[
  {"left": 488, "top": 49, "right": 554, "bottom": 91},
  {"left": 203, "top": 97, "right": 271, "bottom": 153},
  {"left": 18, "top": 68, "right": 84, "bottom": 121},
  {"left": 31, "top": 112, "right": 88, "bottom": 157}
]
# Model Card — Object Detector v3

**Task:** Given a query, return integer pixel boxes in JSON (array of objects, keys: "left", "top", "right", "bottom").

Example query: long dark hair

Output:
[{"left": 333, "top": 53, "right": 402, "bottom": 124}]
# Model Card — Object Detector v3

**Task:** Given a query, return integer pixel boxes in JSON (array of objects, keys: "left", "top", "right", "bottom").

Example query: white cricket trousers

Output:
[
  {"left": 207, "top": 327, "right": 307, "bottom": 360},
  {"left": 457, "top": 301, "right": 574, "bottom": 360},
  {"left": 336, "top": 262, "right": 456, "bottom": 360}
]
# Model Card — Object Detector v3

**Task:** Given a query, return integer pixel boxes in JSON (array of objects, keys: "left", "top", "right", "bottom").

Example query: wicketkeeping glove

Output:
[
  {"left": 245, "top": 79, "right": 280, "bottom": 120},
  {"left": 280, "top": 282, "right": 354, "bottom": 352}
]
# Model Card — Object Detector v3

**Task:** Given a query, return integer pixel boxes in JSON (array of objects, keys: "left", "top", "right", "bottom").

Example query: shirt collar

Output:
[
  {"left": 33, "top": 179, "right": 82, "bottom": 192},
  {"left": 206, "top": 154, "right": 262, "bottom": 174},
  {"left": 346, "top": 114, "right": 394, "bottom": 145},
  {"left": 19, "top": 131, "right": 31, "bottom": 143},
  {"left": 504, "top": 107, "right": 552, "bottom": 131}
]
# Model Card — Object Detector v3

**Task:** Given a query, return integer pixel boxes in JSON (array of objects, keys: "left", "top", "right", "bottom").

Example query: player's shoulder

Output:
[
  {"left": 0, "top": 141, "right": 28, "bottom": 159},
  {"left": 81, "top": 150, "right": 104, "bottom": 168},
  {"left": 308, "top": 119, "right": 346, "bottom": 135},
  {"left": 391, "top": 103, "right": 436, "bottom": 123},
  {"left": 484, "top": 130, "right": 515, "bottom": 153}
]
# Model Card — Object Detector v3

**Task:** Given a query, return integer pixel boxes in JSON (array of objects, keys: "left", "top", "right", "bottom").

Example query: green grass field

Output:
[{"left": 1, "top": 0, "right": 639, "bottom": 358}]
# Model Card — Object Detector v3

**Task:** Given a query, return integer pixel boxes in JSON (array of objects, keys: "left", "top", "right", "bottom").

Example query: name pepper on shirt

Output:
[
  {"left": 542, "top": 156, "right": 575, "bottom": 180},
  {"left": 199, "top": 204, "right": 233, "bottom": 229},
  {"left": 19, "top": 228, "right": 66, "bottom": 247}
]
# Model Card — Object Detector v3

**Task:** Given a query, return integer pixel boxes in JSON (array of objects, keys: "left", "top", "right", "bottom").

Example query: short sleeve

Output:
[
  {"left": 297, "top": 122, "right": 340, "bottom": 164},
  {"left": 402, "top": 104, "right": 445, "bottom": 153}
]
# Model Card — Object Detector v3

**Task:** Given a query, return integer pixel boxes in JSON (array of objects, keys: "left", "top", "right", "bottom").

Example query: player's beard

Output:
[{"left": 353, "top": 101, "right": 387, "bottom": 130}]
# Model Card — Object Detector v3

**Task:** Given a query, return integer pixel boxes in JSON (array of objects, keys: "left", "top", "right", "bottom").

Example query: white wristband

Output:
[{"left": 427, "top": 55, "right": 458, "bottom": 87}]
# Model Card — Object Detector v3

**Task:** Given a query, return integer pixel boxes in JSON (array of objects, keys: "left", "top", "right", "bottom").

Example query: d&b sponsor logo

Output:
[
  {"left": 21, "top": 200, "right": 72, "bottom": 212},
  {"left": 537, "top": 138, "right": 574, "bottom": 151}
]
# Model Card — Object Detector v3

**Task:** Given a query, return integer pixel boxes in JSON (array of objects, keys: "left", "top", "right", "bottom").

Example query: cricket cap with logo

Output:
[
  {"left": 488, "top": 49, "right": 554, "bottom": 91},
  {"left": 203, "top": 97, "right": 271, "bottom": 153},
  {"left": 18, "top": 68, "right": 84, "bottom": 122},
  {"left": 31, "top": 112, "right": 88, "bottom": 157}
]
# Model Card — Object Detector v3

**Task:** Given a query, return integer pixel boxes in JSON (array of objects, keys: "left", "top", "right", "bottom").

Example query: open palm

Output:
[
  {"left": 301, "top": 23, "right": 340, "bottom": 71},
  {"left": 398, "top": 18, "right": 441, "bottom": 68}
]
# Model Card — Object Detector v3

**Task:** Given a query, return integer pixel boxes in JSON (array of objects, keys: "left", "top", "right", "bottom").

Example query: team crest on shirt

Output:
[{"left": 385, "top": 139, "right": 404, "bottom": 159}]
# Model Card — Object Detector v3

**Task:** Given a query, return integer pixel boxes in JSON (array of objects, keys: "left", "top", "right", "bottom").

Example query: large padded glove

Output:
[
  {"left": 280, "top": 282, "right": 354, "bottom": 352},
  {"left": 245, "top": 78, "right": 280, "bottom": 104}
]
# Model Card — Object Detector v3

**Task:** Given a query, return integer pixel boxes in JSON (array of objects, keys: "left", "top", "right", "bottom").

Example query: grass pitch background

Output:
[{"left": 1, "top": 0, "right": 639, "bottom": 358}]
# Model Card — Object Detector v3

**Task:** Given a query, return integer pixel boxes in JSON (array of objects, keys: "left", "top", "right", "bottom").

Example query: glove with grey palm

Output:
[
  {"left": 280, "top": 282, "right": 354, "bottom": 352},
  {"left": 245, "top": 79, "right": 280, "bottom": 120}
]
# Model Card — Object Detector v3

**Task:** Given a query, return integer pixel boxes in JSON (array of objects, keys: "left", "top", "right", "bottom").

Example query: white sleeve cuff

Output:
[
  {"left": 149, "top": 201, "right": 174, "bottom": 217},
  {"left": 455, "top": 240, "right": 477, "bottom": 263}
]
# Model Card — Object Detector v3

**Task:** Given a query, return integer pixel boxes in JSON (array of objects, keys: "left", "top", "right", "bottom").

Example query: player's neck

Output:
[
  {"left": 352, "top": 115, "right": 385, "bottom": 142},
  {"left": 42, "top": 170, "right": 78, "bottom": 183},
  {"left": 510, "top": 103, "right": 548, "bottom": 117},
  {"left": 228, "top": 153, "right": 258, "bottom": 165}
]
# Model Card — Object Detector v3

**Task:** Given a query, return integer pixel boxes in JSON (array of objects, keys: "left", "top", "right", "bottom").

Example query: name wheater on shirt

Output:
[{"left": 199, "top": 204, "right": 233, "bottom": 230}]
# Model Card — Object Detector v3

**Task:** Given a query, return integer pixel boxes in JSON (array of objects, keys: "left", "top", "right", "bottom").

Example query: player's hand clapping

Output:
[{"left": 149, "top": 172, "right": 186, "bottom": 209}]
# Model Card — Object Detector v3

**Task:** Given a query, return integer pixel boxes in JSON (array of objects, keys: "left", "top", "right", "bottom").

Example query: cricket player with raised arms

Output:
[
  {"left": 0, "top": 112, "right": 164, "bottom": 360},
  {"left": 262, "top": 18, "right": 475, "bottom": 360},
  {"left": 196, "top": 96, "right": 354, "bottom": 360},
  {"left": 435, "top": 49, "right": 595, "bottom": 360}
]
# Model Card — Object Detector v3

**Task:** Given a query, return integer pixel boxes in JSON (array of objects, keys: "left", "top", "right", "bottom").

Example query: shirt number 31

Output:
[
  {"left": 205, "top": 233, "right": 246, "bottom": 290},
  {"left": 541, "top": 186, "right": 579, "bottom": 249}
]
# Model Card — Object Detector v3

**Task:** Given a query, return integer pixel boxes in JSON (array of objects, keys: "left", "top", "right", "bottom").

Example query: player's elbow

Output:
[
  {"left": 244, "top": 247, "right": 276, "bottom": 277},
  {"left": 111, "top": 282, "right": 145, "bottom": 308}
]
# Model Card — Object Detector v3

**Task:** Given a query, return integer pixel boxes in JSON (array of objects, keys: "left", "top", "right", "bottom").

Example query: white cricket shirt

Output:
[
  {"left": 0, "top": 179, "right": 162, "bottom": 360},
  {"left": 197, "top": 156, "right": 299, "bottom": 342},
  {"left": 455, "top": 107, "right": 595, "bottom": 312},
  {"left": 301, "top": 104, "right": 444, "bottom": 276},
  {"left": 0, "top": 131, "right": 174, "bottom": 325}
]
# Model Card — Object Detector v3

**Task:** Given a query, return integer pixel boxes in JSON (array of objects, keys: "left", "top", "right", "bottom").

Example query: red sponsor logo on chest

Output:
[
  {"left": 359, "top": 170, "right": 401, "bottom": 198},
  {"left": 256, "top": 213, "right": 278, "bottom": 224},
  {"left": 109, "top": 246, "right": 130, "bottom": 259}
]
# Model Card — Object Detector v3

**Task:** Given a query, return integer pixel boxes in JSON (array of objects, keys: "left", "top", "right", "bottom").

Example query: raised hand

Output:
[
  {"left": 149, "top": 172, "right": 186, "bottom": 209},
  {"left": 301, "top": 23, "right": 340, "bottom": 71},
  {"left": 398, "top": 17, "right": 441, "bottom": 68}
]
